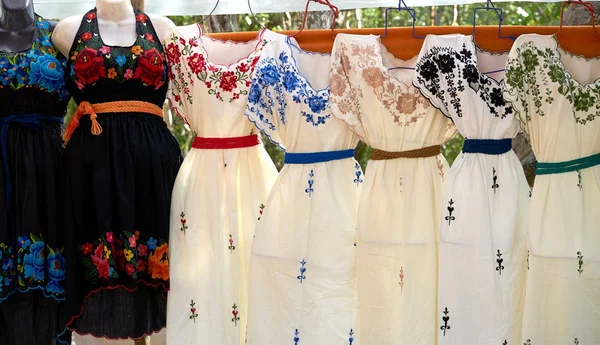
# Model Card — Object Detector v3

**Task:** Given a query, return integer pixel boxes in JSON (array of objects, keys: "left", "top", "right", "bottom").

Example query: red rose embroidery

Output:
[
  {"left": 238, "top": 62, "right": 250, "bottom": 73},
  {"left": 81, "top": 32, "right": 92, "bottom": 41},
  {"left": 219, "top": 71, "right": 238, "bottom": 92},
  {"left": 74, "top": 47, "right": 106, "bottom": 85},
  {"left": 179, "top": 37, "right": 186, "bottom": 45},
  {"left": 134, "top": 47, "right": 166, "bottom": 88},
  {"left": 188, "top": 39, "right": 198, "bottom": 47},
  {"left": 91, "top": 244, "right": 109, "bottom": 279},
  {"left": 136, "top": 13, "right": 148, "bottom": 23},
  {"left": 187, "top": 53, "right": 207, "bottom": 74},
  {"left": 166, "top": 42, "right": 181, "bottom": 64},
  {"left": 86, "top": 12, "right": 96, "bottom": 20},
  {"left": 146, "top": 33, "right": 155, "bottom": 42}
]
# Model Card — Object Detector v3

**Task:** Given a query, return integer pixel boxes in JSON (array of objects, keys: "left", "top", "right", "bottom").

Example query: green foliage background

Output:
[{"left": 73, "top": 2, "right": 562, "bottom": 171}]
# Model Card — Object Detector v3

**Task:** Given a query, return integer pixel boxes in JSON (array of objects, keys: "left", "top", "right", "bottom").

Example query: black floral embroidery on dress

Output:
[
  {"left": 577, "top": 170, "right": 583, "bottom": 190},
  {"left": 503, "top": 341, "right": 507, "bottom": 345},
  {"left": 492, "top": 167, "right": 499, "bottom": 193},
  {"left": 440, "top": 307, "right": 451, "bottom": 336},
  {"left": 527, "top": 250, "right": 530, "bottom": 270},
  {"left": 445, "top": 199, "right": 455, "bottom": 225},
  {"left": 524, "top": 340, "right": 531, "bottom": 345},
  {"left": 574, "top": 338, "right": 579, "bottom": 345},
  {"left": 577, "top": 251, "right": 583, "bottom": 276},
  {"left": 415, "top": 42, "right": 513, "bottom": 119},
  {"left": 496, "top": 249, "right": 505, "bottom": 275}
]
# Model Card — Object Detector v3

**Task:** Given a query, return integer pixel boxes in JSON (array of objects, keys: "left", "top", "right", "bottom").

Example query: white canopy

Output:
[{"left": 34, "top": 0, "right": 562, "bottom": 20}]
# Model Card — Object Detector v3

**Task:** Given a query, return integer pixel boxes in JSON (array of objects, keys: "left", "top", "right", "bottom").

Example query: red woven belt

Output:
[{"left": 192, "top": 134, "right": 260, "bottom": 149}]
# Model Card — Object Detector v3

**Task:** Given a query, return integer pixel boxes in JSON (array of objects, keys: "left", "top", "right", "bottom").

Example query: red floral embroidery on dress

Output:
[
  {"left": 180, "top": 212, "right": 188, "bottom": 233},
  {"left": 257, "top": 203, "right": 265, "bottom": 221},
  {"left": 166, "top": 30, "right": 266, "bottom": 104},
  {"left": 231, "top": 303, "right": 240, "bottom": 325},
  {"left": 189, "top": 299, "right": 198, "bottom": 322},
  {"left": 398, "top": 266, "right": 405, "bottom": 292},
  {"left": 228, "top": 234, "right": 236, "bottom": 253}
]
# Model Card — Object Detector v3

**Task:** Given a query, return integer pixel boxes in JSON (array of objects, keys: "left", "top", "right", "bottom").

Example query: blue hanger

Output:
[
  {"left": 472, "top": 0, "right": 516, "bottom": 41},
  {"left": 380, "top": 0, "right": 425, "bottom": 40}
]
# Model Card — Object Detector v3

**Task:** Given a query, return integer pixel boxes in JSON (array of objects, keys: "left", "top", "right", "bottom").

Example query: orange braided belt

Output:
[
  {"left": 62, "top": 101, "right": 164, "bottom": 145},
  {"left": 369, "top": 145, "right": 441, "bottom": 160}
]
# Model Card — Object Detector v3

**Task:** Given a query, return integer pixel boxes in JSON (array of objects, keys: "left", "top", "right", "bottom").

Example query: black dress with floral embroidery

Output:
[
  {"left": 60, "top": 9, "right": 181, "bottom": 340},
  {"left": 0, "top": 16, "right": 70, "bottom": 345}
]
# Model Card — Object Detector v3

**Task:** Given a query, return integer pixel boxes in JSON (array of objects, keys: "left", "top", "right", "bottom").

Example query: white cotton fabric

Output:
[
  {"left": 329, "top": 33, "right": 455, "bottom": 345},
  {"left": 413, "top": 34, "right": 530, "bottom": 345},
  {"left": 244, "top": 38, "right": 361, "bottom": 345},
  {"left": 163, "top": 25, "right": 285, "bottom": 345},
  {"left": 504, "top": 34, "right": 600, "bottom": 345}
]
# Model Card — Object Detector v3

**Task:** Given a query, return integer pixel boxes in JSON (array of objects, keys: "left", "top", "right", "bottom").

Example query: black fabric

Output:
[
  {"left": 0, "top": 15, "right": 70, "bottom": 345},
  {"left": 61, "top": 8, "right": 182, "bottom": 339}
]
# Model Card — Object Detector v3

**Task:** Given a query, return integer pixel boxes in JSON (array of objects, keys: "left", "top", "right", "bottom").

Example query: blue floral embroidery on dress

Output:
[
  {"left": 349, "top": 329, "right": 355, "bottom": 344},
  {"left": 305, "top": 169, "right": 314, "bottom": 197},
  {"left": 0, "top": 233, "right": 66, "bottom": 301},
  {"left": 354, "top": 163, "right": 363, "bottom": 186},
  {"left": 294, "top": 329, "right": 300, "bottom": 345},
  {"left": 297, "top": 259, "right": 307, "bottom": 283},
  {"left": 301, "top": 111, "right": 331, "bottom": 126}
]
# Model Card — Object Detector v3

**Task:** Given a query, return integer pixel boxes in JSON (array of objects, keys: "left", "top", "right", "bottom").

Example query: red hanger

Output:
[
  {"left": 557, "top": 0, "right": 600, "bottom": 41},
  {"left": 289, "top": 0, "right": 339, "bottom": 39}
]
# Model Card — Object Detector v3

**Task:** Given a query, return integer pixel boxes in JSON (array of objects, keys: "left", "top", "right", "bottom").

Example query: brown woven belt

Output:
[{"left": 369, "top": 145, "right": 441, "bottom": 160}]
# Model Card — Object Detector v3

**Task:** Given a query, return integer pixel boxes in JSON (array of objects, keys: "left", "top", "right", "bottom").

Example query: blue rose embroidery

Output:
[
  {"left": 248, "top": 83, "right": 262, "bottom": 104},
  {"left": 29, "top": 54, "right": 65, "bottom": 93},
  {"left": 307, "top": 95, "right": 327, "bottom": 114},
  {"left": 115, "top": 55, "right": 127, "bottom": 67},
  {"left": 24, "top": 241, "right": 45, "bottom": 281},
  {"left": 46, "top": 251, "right": 66, "bottom": 295},
  {"left": 282, "top": 70, "right": 299, "bottom": 92},
  {"left": 259, "top": 64, "right": 280, "bottom": 86}
]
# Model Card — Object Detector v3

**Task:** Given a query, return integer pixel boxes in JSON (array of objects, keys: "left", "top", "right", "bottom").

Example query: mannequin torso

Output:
[
  {"left": 52, "top": 0, "right": 174, "bottom": 57},
  {"left": 0, "top": 0, "right": 56, "bottom": 53}
]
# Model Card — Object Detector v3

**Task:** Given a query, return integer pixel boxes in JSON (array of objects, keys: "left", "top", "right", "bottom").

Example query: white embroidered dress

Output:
[
  {"left": 329, "top": 34, "right": 455, "bottom": 345},
  {"left": 244, "top": 38, "right": 360, "bottom": 345},
  {"left": 163, "top": 25, "right": 284, "bottom": 345},
  {"left": 504, "top": 34, "right": 600, "bottom": 345},
  {"left": 413, "top": 34, "right": 530, "bottom": 345}
]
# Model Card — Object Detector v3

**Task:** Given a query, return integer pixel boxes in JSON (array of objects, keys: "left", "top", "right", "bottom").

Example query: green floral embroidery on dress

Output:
[{"left": 505, "top": 38, "right": 600, "bottom": 125}]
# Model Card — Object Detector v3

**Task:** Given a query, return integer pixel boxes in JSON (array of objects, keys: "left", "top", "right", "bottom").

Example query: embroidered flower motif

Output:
[
  {"left": 81, "top": 32, "right": 93, "bottom": 41},
  {"left": 354, "top": 162, "right": 363, "bottom": 186},
  {"left": 134, "top": 47, "right": 165, "bottom": 88},
  {"left": 138, "top": 244, "right": 148, "bottom": 257},
  {"left": 440, "top": 307, "right": 451, "bottom": 336},
  {"left": 305, "top": 170, "right": 315, "bottom": 197},
  {"left": 231, "top": 303, "right": 240, "bottom": 325},
  {"left": 180, "top": 212, "right": 189, "bottom": 233},
  {"left": 219, "top": 71, "right": 238, "bottom": 92},
  {"left": 131, "top": 45, "right": 143, "bottom": 56},
  {"left": 74, "top": 47, "right": 106, "bottom": 85},
  {"left": 492, "top": 167, "right": 500, "bottom": 193},
  {"left": 148, "top": 243, "right": 169, "bottom": 281},
  {"left": 146, "top": 237, "right": 158, "bottom": 250},
  {"left": 496, "top": 249, "right": 505, "bottom": 275},
  {"left": 187, "top": 53, "right": 207, "bottom": 74},
  {"left": 297, "top": 258, "right": 307, "bottom": 283},
  {"left": 282, "top": 70, "right": 300, "bottom": 92},
  {"left": 294, "top": 329, "right": 300, "bottom": 345},
  {"left": 107, "top": 68, "right": 117, "bottom": 79},
  {"left": 577, "top": 251, "right": 583, "bottom": 276},
  {"left": 445, "top": 199, "right": 455, "bottom": 225},
  {"left": 349, "top": 329, "right": 354, "bottom": 345},
  {"left": 189, "top": 299, "right": 198, "bottom": 322},
  {"left": 124, "top": 68, "right": 134, "bottom": 80},
  {"left": 17, "top": 236, "right": 31, "bottom": 249},
  {"left": 248, "top": 83, "right": 262, "bottom": 104},
  {"left": 23, "top": 241, "right": 45, "bottom": 281},
  {"left": 145, "top": 33, "right": 155, "bottom": 43},
  {"left": 259, "top": 64, "right": 280, "bottom": 86},
  {"left": 396, "top": 91, "right": 418, "bottom": 114},
  {"left": 419, "top": 60, "right": 439, "bottom": 82},
  {"left": 330, "top": 72, "right": 346, "bottom": 97},
  {"left": 99, "top": 46, "right": 111, "bottom": 55},
  {"left": 398, "top": 266, "right": 404, "bottom": 292},
  {"left": 228, "top": 235, "right": 236, "bottom": 253},
  {"left": 37, "top": 20, "right": 49, "bottom": 29},
  {"left": 86, "top": 12, "right": 97, "bottom": 20},
  {"left": 462, "top": 64, "right": 479, "bottom": 84},
  {"left": 257, "top": 204, "right": 265, "bottom": 221},
  {"left": 362, "top": 66, "right": 384, "bottom": 89}
]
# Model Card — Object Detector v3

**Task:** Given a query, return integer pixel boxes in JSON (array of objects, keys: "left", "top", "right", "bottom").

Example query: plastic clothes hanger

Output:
[
  {"left": 381, "top": 1, "right": 423, "bottom": 71},
  {"left": 556, "top": 0, "right": 600, "bottom": 41},
  {"left": 472, "top": 0, "right": 515, "bottom": 76},
  {"left": 289, "top": 0, "right": 339, "bottom": 39}
]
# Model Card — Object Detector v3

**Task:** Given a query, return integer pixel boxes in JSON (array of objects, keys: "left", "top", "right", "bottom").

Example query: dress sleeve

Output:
[
  {"left": 503, "top": 36, "right": 530, "bottom": 133},
  {"left": 245, "top": 43, "right": 285, "bottom": 150},
  {"left": 413, "top": 35, "right": 451, "bottom": 117},
  {"left": 163, "top": 27, "right": 191, "bottom": 126},
  {"left": 328, "top": 36, "right": 366, "bottom": 141}
]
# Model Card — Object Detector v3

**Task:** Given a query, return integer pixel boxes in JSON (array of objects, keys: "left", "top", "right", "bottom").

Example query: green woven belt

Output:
[{"left": 536, "top": 152, "right": 600, "bottom": 175}]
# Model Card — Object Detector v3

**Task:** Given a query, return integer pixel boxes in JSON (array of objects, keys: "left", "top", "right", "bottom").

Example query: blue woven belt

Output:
[
  {"left": 462, "top": 138, "right": 512, "bottom": 155},
  {"left": 536, "top": 152, "right": 600, "bottom": 175},
  {"left": 0, "top": 114, "right": 63, "bottom": 231},
  {"left": 284, "top": 149, "right": 355, "bottom": 164}
]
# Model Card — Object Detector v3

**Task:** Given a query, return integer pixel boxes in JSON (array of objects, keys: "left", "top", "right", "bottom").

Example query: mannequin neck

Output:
[
  {"left": 96, "top": 0, "right": 134, "bottom": 22},
  {"left": 0, "top": 0, "right": 35, "bottom": 31}
]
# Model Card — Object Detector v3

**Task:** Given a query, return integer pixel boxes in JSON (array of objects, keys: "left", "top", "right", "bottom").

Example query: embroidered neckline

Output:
[
  {"left": 550, "top": 34, "right": 600, "bottom": 87},
  {"left": 92, "top": 7, "right": 141, "bottom": 49},
  {"left": 196, "top": 23, "right": 266, "bottom": 70},
  {"left": 285, "top": 37, "right": 331, "bottom": 93},
  {"left": 373, "top": 35, "right": 418, "bottom": 89}
]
